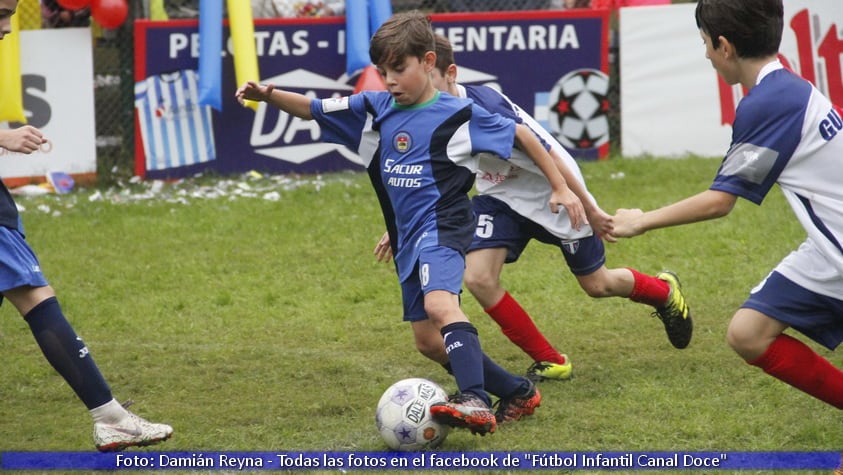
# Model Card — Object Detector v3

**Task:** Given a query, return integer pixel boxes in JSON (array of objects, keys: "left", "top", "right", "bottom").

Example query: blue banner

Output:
[
  {"left": 2, "top": 451, "right": 841, "bottom": 470},
  {"left": 133, "top": 9, "right": 609, "bottom": 180}
]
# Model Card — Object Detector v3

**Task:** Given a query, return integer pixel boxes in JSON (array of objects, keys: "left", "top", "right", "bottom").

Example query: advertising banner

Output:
[
  {"left": 0, "top": 28, "right": 96, "bottom": 187},
  {"left": 134, "top": 9, "right": 609, "bottom": 180},
  {"left": 620, "top": 0, "right": 843, "bottom": 158}
]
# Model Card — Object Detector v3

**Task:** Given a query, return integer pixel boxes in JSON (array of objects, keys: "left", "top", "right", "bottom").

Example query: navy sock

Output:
[
  {"left": 440, "top": 322, "right": 490, "bottom": 406},
  {"left": 25, "top": 297, "right": 112, "bottom": 409},
  {"left": 482, "top": 353, "right": 529, "bottom": 399}
]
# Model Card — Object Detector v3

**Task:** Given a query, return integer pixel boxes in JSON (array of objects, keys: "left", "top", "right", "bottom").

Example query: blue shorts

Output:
[
  {"left": 469, "top": 194, "right": 605, "bottom": 276},
  {"left": 0, "top": 226, "right": 49, "bottom": 304},
  {"left": 401, "top": 246, "right": 465, "bottom": 322},
  {"left": 742, "top": 271, "right": 843, "bottom": 350}
]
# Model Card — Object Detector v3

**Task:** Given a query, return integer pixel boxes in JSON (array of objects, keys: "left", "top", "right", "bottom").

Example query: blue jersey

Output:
[
  {"left": 710, "top": 61, "right": 843, "bottom": 298},
  {"left": 310, "top": 90, "right": 516, "bottom": 282}
]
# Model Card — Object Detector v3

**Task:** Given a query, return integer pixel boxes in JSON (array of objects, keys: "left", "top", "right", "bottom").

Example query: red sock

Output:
[
  {"left": 627, "top": 268, "right": 670, "bottom": 307},
  {"left": 485, "top": 291, "right": 564, "bottom": 364},
  {"left": 749, "top": 334, "right": 843, "bottom": 409}
]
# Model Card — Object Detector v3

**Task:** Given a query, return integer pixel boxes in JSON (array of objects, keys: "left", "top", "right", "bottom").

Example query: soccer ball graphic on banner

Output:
[
  {"left": 547, "top": 68, "right": 611, "bottom": 150},
  {"left": 375, "top": 378, "right": 450, "bottom": 451}
]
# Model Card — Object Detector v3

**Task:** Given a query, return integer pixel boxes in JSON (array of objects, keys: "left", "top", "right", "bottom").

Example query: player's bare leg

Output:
[{"left": 729, "top": 308, "right": 843, "bottom": 409}]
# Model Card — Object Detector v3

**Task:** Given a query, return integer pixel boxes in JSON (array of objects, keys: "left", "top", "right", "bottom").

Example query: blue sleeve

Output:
[
  {"left": 309, "top": 93, "right": 371, "bottom": 153},
  {"left": 711, "top": 72, "right": 808, "bottom": 204},
  {"left": 468, "top": 103, "right": 517, "bottom": 159}
]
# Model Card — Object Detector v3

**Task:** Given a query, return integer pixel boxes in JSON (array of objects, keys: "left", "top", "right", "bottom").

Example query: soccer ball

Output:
[
  {"left": 375, "top": 378, "right": 450, "bottom": 451},
  {"left": 547, "top": 68, "right": 611, "bottom": 150}
]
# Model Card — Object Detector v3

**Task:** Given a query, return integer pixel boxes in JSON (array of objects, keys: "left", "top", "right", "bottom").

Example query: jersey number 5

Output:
[{"left": 476, "top": 214, "right": 494, "bottom": 238}]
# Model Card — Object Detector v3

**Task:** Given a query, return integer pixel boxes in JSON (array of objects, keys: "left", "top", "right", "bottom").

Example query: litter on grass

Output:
[{"left": 11, "top": 171, "right": 358, "bottom": 214}]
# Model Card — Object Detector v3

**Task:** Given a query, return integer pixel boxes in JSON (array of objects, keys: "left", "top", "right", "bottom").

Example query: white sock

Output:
[{"left": 90, "top": 399, "right": 128, "bottom": 425}]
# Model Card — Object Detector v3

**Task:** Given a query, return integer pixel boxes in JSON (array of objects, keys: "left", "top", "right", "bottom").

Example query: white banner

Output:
[
  {"left": 620, "top": 0, "right": 843, "bottom": 158},
  {"left": 0, "top": 28, "right": 96, "bottom": 182}
]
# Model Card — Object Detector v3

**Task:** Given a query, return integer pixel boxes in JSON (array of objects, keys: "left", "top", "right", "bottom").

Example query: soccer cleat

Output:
[
  {"left": 653, "top": 270, "right": 693, "bottom": 349},
  {"left": 526, "top": 355, "right": 573, "bottom": 382},
  {"left": 94, "top": 407, "right": 173, "bottom": 452},
  {"left": 430, "top": 392, "right": 496, "bottom": 436},
  {"left": 493, "top": 380, "right": 541, "bottom": 424}
]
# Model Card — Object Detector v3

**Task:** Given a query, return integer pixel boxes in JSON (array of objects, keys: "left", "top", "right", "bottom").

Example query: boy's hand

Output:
[
  {"left": 235, "top": 81, "right": 274, "bottom": 105},
  {"left": 373, "top": 231, "right": 392, "bottom": 263},
  {"left": 610, "top": 208, "right": 645, "bottom": 238},
  {"left": 0, "top": 126, "right": 48, "bottom": 154},
  {"left": 586, "top": 205, "right": 616, "bottom": 243},
  {"left": 549, "top": 188, "right": 586, "bottom": 231}
]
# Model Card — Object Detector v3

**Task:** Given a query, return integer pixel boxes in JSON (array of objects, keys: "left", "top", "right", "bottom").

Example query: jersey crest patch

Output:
[
  {"left": 322, "top": 96, "right": 349, "bottom": 113},
  {"left": 561, "top": 239, "right": 580, "bottom": 255},
  {"left": 393, "top": 132, "right": 412, "bottom": 153}
]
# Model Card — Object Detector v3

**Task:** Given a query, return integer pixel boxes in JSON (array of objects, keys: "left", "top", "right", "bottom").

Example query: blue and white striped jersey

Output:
[
  {"left": 134, "top": 70, "right": 216, "bottom": 171},
  {"left": 310, "top": 90, "right": 516, "bottom": 282},
  {"left": 711, "top": 61, "right": 843, "bottom": 298}
]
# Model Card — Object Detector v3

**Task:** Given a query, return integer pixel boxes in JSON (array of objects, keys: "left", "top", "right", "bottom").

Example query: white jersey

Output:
[
  {"left": 710, "top": 61, "right": 843, "bottom": 299},
  {"left": 134, "top": 70, "right": 216, "bottom": 171},
  {"left": 459, "top": 84, "right": 594, "bottom": 240}
]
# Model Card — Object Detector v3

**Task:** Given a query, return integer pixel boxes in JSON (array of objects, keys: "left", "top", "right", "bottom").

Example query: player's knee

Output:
[
  {"left": 463, "top": 269, "right": 496, "bottom": 295},
  {"left": 725, "top": 322, "right": 764, "bottom": 361},
  {"left": 423, "top": 301, "right": 448, "bottom": 323}
]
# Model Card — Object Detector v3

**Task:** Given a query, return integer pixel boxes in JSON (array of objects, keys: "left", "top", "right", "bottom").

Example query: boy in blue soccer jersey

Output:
[
  {"left": 612, "top": 0, "right": 843, "bottom": 410},
  {"left": 375, "top": 35, "right": 692, "bottom": 383},
  {"left": 236, "top": 10, "right": 587, "bottom": 434},
  {"left": 0, "top": 0, "right": 173, "bottom": 451}
]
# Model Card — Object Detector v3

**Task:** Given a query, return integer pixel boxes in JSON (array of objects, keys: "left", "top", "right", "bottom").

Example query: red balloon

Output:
[
  {"left": 57, "top": 0, "right": 92, "bottom": 9},
  {"left": 91, "top": 0, "right": 128, "bottom": 29}
]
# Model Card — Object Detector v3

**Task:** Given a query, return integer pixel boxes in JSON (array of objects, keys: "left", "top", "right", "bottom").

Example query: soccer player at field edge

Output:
[
  {"left": 236, "top": 10, "right": 587, "bottom": 434},
  {"left": 612, "top": 0, "right": 843, "bottom": 410},
  {"left": 0, "top": 0, "right": 173, "bottom": 451},
  {"left": 375, "top": 34, "right": 693, "bottom": 384}
]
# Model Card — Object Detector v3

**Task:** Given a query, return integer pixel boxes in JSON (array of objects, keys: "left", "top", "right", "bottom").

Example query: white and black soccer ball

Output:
[
  {"left": 547, "top": 68, "right": 610, "bottom": 150},
  {"left": 375, "top": 378, "right": 450, "bottom": 451}
]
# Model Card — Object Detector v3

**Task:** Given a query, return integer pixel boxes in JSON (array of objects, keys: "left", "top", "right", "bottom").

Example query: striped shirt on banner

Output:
[{"left": 134, "top": 70, "right": 216, "bottom": 171}]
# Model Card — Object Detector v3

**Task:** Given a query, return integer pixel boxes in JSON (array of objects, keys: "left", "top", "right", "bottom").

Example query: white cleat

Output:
[{"left": 94, "top": 411, "right": 173, "bottom": 452}]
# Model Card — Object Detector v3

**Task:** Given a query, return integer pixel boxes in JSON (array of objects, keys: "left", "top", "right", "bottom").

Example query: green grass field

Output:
[{"left": 0, "top": 156, "right": 840, "bottom": 474}]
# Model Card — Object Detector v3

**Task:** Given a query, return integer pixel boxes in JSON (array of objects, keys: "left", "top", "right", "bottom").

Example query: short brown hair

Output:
[
  {"left": 434, "top": 34, "right": 455, "bottom": 75},
  {"left": 369, "top": 11, "right": 436, "bottom": 70}
]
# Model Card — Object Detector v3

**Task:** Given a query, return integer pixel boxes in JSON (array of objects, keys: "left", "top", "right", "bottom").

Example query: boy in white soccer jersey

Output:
[
  {"left": 0, "top": 0, "right": 173, "bottom": 451},
  {"left": 236, "top": 11, "right": 587, "bottom": 433},
  {"left": 377, "top": 35, "right": 694, "bottom": 381},
  {"left": 612, "top": 0, "right": 843, "bottom": 409}
]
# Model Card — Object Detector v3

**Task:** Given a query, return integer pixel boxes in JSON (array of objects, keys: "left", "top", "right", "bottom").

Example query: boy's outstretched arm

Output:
[
  {"left": 611, "top": 189, "right": 737, "bottom": 238},
  {"left": 235, "top": 81, "right": 314, "bottom": 119},
  {"left": 514, "top": 124, "right": 586, "bottom": 228}
]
